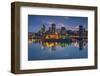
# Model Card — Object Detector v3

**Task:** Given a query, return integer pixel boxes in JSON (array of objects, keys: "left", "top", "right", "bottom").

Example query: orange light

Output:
[
  {"left": 43, "top": 42, "right": 58, "bottom": 47},
  {"left": 45, "top": 33, "right": 59, "bottom": 39}
]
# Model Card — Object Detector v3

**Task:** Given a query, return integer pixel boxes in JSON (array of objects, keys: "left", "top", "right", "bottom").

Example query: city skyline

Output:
[
  {"left": 28, "top": 15, "right": 88, "bottom": 60},
  {"left": 28, "top": 15, "right": 88, "bottom": 32}
]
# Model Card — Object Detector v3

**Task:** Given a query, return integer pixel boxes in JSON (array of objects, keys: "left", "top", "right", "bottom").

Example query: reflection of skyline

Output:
[{"left": 28, "top": 38, "right": 87, "bottom": 51}]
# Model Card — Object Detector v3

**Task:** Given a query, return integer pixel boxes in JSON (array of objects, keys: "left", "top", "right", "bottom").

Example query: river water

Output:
[{"left": 28, "top": 39, "right": 88, "bottom": 61}]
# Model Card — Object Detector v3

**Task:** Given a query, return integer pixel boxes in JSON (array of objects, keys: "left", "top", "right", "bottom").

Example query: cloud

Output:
[
  {"left": 63, "top": 16, "right": 69, "bottom": 19},
  {"left": 42, "top": 20, "right": 86, "bottom": 31}
]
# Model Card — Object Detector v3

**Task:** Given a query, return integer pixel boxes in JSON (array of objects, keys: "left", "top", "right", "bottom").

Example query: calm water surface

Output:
[{"left": 28, "top": 39, "right": 88, "bottom": 61}]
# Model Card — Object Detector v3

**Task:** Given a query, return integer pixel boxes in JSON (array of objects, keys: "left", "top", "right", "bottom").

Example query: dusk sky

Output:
[{"left": 28, "top": 15, "right": 88, "bottom": 32}]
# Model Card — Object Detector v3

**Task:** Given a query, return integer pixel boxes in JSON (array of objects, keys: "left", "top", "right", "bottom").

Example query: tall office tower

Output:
[
  {"left": 48, "top": 27, "right": 52, "bottom": 33},
  {"left": 42, "top": 25, "right": 45, "bottom": 33},
  {"left": 61, "top": 26, "right": 67, "bottom": 34},
  {"left": 79, "top": 25, "right": 83, "bottom": 38},
  {"left": 51, "top": 24, "right": 56, "bottom": 33}
]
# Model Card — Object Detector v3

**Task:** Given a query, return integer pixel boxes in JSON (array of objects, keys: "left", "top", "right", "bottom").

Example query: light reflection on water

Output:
[{"left": 28, "top": 39, "right": 88, "bottom": 61}]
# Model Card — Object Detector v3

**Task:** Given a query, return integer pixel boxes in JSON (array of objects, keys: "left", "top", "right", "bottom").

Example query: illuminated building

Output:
[{"left": 45, "top": 33, "right": 59, "bottom": 39}]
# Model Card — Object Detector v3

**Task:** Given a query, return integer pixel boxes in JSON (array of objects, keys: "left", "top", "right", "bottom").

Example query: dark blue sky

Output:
[{"left": 28, "top": 15, "right": 88, "bottom": 32}]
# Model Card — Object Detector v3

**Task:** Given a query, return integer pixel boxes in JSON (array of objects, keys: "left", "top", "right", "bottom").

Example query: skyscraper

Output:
[
  {"left": 42, "top": 25, "right": 45, "bottom": 33},
  {"left": 60, "top": 26, "right": 67, "bottom": 34},
  {"left": 51, "top": 24, "right": 56, "bottom": 33},
  {"left": 79, "top": 25, "right": 83, "bottom": 38}
]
